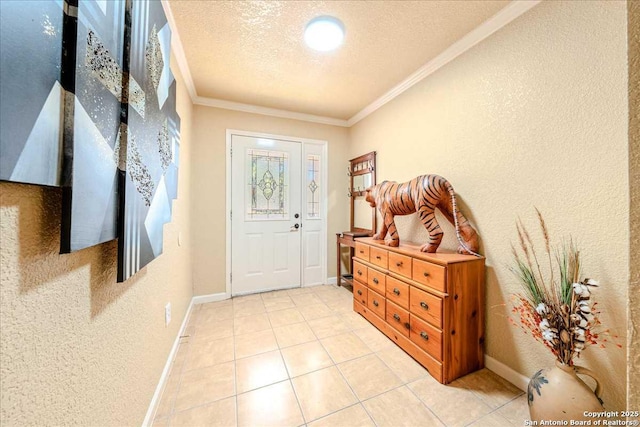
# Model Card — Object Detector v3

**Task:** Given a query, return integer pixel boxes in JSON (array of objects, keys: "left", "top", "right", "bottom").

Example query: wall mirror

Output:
[
  {"left": 348, "top": 151, "right": 376, "bottom": 234},
  {"left": 352, "top": 173, "right": 373, "bottom": 193}
]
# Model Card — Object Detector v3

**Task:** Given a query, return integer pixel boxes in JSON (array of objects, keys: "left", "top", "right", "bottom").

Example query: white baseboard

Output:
[
  {"left": 192, "top": 292, "right": 230, "bottom": 304},
  {"left": 327, "top": 276, "right": 337, "bottom": 285},
  {"left": 485, "top": 354, "right": 529, "bottom": 392},
  {"left": 142, "top": 299, "right": 195, "bottom": 427}
]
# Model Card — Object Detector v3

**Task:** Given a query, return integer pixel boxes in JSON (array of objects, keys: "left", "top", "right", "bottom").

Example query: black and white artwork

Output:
[
  {"left": 117, "top": 0, "right": 180, "bottom": 282},
  {"left": 0, "top": 0, "right": 64, "bottom": 186},
  {"left": 0, "top": 0, "right": 180, "bottom": 278},
  {"left": 60, "top": 0, "right": 126, "bottom": 252}
]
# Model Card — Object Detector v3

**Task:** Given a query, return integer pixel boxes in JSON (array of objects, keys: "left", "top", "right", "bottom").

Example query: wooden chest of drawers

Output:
[{"left": 352, "top": 237, "right": 485, "bottom": 384}]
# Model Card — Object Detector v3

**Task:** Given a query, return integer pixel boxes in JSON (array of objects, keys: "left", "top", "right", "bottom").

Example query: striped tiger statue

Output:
[{"left": 365, "top": 175, "right": 481, "bottom": 256}]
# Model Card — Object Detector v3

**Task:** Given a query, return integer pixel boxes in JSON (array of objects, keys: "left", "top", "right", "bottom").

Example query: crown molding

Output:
[
  {"left": 161, "top": 0, "right": 197, "bottom": 100},
  {"left": 162, "top": 0, "right": 539, "bottom": 129},
  {"left": 347, "top": 0, "right": 541, "bottom": 127},
  {"left": 194, "top": 96, "right": 350, "bottom": 127}
]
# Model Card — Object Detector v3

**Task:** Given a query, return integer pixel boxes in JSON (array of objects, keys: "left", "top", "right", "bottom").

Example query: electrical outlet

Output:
[{"left": 165, "top": 303, "right": 171, "bottom": 327}]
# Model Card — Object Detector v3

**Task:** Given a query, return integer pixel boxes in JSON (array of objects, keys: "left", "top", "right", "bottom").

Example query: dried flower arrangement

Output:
[{"left": 508, "top": 209, "right": 620, "bottom": 365}]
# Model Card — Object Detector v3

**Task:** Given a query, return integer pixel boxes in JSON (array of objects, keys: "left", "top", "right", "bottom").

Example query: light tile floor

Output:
[{"left": 153, "top": 285, "right": 529, "bottom": 427}]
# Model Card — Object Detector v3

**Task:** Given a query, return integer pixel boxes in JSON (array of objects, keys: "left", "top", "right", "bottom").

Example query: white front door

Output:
[{"left": 231, "top": 134, "right": 302, "bottom": 295}]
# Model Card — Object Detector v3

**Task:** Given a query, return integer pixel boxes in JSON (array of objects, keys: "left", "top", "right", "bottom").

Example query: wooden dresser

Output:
[{"left": 352, "top": 237, "right": 485, "bottom": 384}]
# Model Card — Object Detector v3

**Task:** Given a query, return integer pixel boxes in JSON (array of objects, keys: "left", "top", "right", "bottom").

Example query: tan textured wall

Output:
[
  {"left": 349, "top": 1, "right": 629, "bottom": 410},
  {"left": 629, "top": 0, "right": 640, "bottom": 411},
  {"left": 191, "top": 107, "right": 349, "bottom": 296},
  {"left": 0, "top": 54, "right": 194, "bottom": 426}
]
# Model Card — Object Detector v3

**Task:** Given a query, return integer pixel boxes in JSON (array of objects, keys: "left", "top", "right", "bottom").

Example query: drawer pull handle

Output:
[
  {"left": 423, "top": 272, "right": 430, "bottom": 277},
  {"left": 373, "top": 278, "right": 379, "bottom": 285},
  {"left": 357, "top": 270, "right": 362, "bottom": 275},
  {"left": 373, "top": 300, "right": 379, "bottom": 307},
  {"left": 420, "top": 331, "right": 429, "bottom": 341},
  {"left": 396, "top": 261, "right": 403, "bottom": 267},
  {"left": 420, "top": 301, "right": 429, "bottom": 310},
  {"left": 359, "top": 250, "right": 364, "bottom": 254},
  {"left": 357, "top": 290, "right": 362, "bottom": 296},
  {"left": 376, "top": 255, "right": 381, "bottom": 260},
  {"left": 404, "top": 322, "right": 410, "bottom": 330},
  {"left": 393, "top": 288, "right": 400, "bottom": 296},
  {"left": 393, "top": 313, "right": 400, "bottom": 321}
]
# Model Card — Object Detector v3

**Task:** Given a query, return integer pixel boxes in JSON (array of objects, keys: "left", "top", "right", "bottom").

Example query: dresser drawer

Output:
[
  {"left": 353, "top": 261, "right": 368, "bottom": 283},
  {"left": 385, "top": 275, "right": 409, "bottom": 309},
  {"left": 409, "top": 286, "right": 443, "bottom": 328},
  {"left": 369, "top": 246, "right": 388, "bottom": 269},
  {"left": 355, "top": 242, "right": 370, "bottom": 262},
  {"left": 409, "top": 314, "right": 443, "bottom": 361},
  {"left": 353, "top": 280, "right": 368, "bottom": 306},
  {"left": 388, "top": 252, "right": 412, "bottom": 279},
  {"left": 412, "top": 259, "right": 446, "bottom": 292},
  {"left": 367, "top": 289, "right": 386, "bottom": 319},
  {"left": 367, "top": 267, "right": 386, "bottom": 294},
  {"left": 386, "top": 300, "right": 410, "bottom": 337}
]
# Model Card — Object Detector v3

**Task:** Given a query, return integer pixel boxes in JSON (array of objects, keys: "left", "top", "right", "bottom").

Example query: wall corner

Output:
[{"left": 628, "top": 0, "right": 640, "bottom": 411}]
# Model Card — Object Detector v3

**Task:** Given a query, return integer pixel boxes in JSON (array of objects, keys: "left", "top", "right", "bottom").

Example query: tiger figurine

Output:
[{"left": 365, "top": 175, "right": 480, "bottom": 256}]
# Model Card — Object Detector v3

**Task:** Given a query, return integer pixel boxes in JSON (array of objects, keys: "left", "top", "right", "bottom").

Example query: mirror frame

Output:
[{"left": 348, "top": 151, "right": 376, "bottom": 235}]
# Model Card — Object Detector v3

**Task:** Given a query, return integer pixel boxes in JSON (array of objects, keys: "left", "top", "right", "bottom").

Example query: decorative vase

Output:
[{"left": 528, "top": 361, "right": 604, "bottom": 422}]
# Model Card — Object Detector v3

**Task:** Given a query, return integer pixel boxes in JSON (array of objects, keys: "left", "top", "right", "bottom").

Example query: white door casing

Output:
[{"left": 226, "top": 130, "right": 327, "bottom": 296}]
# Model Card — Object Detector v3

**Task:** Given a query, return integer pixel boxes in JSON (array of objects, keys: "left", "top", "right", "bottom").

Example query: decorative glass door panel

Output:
[
  {"left": 306, "top": 154, "right": 320, "bottom": 219},
  {"left": 246, "top": 149, "right": 289, "bottom": 220}
]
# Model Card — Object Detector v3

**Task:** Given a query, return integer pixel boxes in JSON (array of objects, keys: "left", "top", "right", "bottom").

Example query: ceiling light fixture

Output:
[{"left": 304, "top": 16, "right": 345, "bottom": 52}]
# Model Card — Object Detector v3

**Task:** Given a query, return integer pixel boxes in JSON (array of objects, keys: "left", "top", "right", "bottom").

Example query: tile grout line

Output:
[
  {"left": 166, "top": 308, "right": 238, "bottom": 421},
  {"left": 268, "top": 287, "right": 333, "bottom": 425},
  {"left": 163, "top": 310, "right": 197, "bottom": 426},
  {"left": 288, "top": 290, "right": 364, "bottom": 425},
  {"left": 472, "top": 394, "right": 524, "bottom": 427},
  {"left": 404, "top": 380, "right": 449, "bottom": 426},
  {"left": 458, "top": 374, "right": 525, "bottom": 415},
  {"left": 336, "top": 295, "right": 419, "bottom": 426},
  {"left": 374, "top": 346, "right": 426, "bottom": 384},
  {"left": 232, "top": 305, "right": 239, "bottom": 427},
  {"left": 281, "top": 363, "right": 308, "bottom": 425},
  {"left": 332, "top": 352, "right": 407, "bottom": 424},
  {"left": 358, "top": 383, "right": 413, "bottom": 427}
]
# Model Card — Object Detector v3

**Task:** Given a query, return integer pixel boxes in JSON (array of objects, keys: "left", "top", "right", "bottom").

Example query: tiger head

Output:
[
  {"left": 365, "top": 186, "right": 376, "bottom": 207},
  {"left": 365, "top": 181, "right": 389, "bottom": 208}
]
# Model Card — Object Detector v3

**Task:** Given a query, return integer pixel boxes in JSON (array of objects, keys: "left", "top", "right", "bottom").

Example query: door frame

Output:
[{"left": 225, "top": 129, "right": 328, "bottom": 296}]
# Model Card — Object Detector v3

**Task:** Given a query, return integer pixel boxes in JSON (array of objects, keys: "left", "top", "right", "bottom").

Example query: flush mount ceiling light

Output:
[{"left": 304, "top": 16, "right": 345, "bottom": 52}]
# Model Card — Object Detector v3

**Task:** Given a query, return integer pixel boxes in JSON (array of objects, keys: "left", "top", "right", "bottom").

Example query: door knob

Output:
[{"left": 290, "top": 224, "right": 300, "bottom": 231}]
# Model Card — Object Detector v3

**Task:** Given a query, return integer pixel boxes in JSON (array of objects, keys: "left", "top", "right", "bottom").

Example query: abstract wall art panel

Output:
[
  {"left": 0, "top": 0, "right": 65, "bottom": 186},
  {"left": 0, "top": 0, "right": 179, "bottom": 279},
  {"left": 59, "top": 0, "right": 125, "bottom": 253},
  {"left": 117, "top": 0, "right": 180, "bottom": 282}
]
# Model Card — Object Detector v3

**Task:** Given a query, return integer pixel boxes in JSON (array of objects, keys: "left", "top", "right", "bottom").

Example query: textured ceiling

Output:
[{"left": 168, "top": 0, "right": 511, "bottom": 120}]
